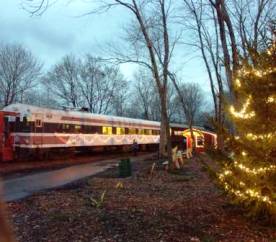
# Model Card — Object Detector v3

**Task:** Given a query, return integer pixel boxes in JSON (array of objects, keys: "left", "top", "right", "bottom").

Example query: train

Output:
[{"left": 0, "top": 103, "right": 217, "bottom": 161}]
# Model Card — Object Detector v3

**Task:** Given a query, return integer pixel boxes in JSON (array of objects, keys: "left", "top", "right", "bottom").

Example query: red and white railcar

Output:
[{"left": 0, "top": 103, "right": 217, "bottom": 161}]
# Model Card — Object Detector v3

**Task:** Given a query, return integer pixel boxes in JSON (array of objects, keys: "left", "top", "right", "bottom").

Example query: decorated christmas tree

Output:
[{"left": 219, "top": 42, "right": 276, "bottom": 219}]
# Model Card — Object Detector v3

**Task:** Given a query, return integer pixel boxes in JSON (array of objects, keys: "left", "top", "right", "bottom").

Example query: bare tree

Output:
[
  {"left": 176, "top": 83, "right": 204, "bottom": 152},
  {"left": 43, "top": 55, "right": 81, "bottom": 108},
  {"left": 180, "top": 0, "right": 225, "bottom": 151},
  {"left": 208, "top": 0, "right": 239, "bottom": 101},
  {"left": 79, "top": 55, "right": 128, "bottom": 114},
  {"left": 0, "top": 44, "right": 42, "bottom": 107},
  {"left": 230, "top": 0, "right": 276, "bottom": 57},
  {"left": 95, "top": 0, "right": 176, "bottom": 162},
  {"left": 111, "top": 92, "right": 128, "bottom": 116},
  {"left": 127, "top": 68, "right": 179, "bottom": 122},
  {"left": 128, "top": 69, "right": 161, "bottom": 120},
  {"left": 23, "top": 88, "right": 59, "bottom": 108},
  {"left": 44, "top": 54, "right": 128, "bottom": 113}
]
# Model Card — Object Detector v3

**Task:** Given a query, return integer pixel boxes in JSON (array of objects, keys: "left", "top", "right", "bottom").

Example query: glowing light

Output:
[
  {"left": 237, "top": 67, "right": 276, "bottom": 77},
  {"left": 233, "top": 161, "right": 276, "bottom": 175},
  {"left": 219, "top": 172, "right": 273, "bottom": 205},
  {"left": 229, "top": 98, "right": 255, "bottom": 119},
  {"left": 254, "top": 70, "right": 262, "bottom": 77},
  {"left": 267, "top": 96, "right": 275, "bottom": 103},
  {"left": 235, "top": 78, "right": 241, "bottom": 88},
  {"left": 246, "top": 132, "right": 274, "bottom": 140}
]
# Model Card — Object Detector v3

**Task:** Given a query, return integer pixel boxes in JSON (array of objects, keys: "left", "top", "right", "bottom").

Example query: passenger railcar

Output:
[{"left": 0, "top": 103, "right": 217, "bottom": 161}]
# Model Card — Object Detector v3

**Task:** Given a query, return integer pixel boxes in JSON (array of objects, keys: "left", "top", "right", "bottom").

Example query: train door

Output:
[
  {"left": 0, "top": 112, "right": 13, "bottom": 161},
  {"left": 34, "top": 113, "right": 44, "bottom": 148}
]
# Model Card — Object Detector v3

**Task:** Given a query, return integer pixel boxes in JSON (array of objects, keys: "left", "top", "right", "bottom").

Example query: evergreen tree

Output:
[{"left": 219, "top": 42, "right": 276, "bottom": 219}]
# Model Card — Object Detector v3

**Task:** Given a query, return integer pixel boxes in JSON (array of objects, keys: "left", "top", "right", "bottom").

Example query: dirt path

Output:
[
  {"left": 0, "top": 152, "right": 150, "bottom": 178},
  {"left": 2, "top": 153, "right": 155, "bottom": 202}
]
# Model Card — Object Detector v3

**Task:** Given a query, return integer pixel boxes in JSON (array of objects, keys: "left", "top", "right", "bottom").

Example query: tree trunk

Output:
[
  {"left": 159, "top": 113, "right": 167, "bottom": 158},
  {"left": 189, "top": 123, "right": 196, "bottom": 153},
  {"left": 159, "top": 89, "right": 172, "bottom": 165},
  {"left": 213, "top": 1, "right": 234, "bottom": 100},
  {"left": 216, "top": 92, "right": 225, "bottom": 152}
]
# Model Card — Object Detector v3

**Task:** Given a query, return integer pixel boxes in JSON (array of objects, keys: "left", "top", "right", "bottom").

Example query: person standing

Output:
[{"left": 132, "top": 139, "right": 138, "bottom": 156}]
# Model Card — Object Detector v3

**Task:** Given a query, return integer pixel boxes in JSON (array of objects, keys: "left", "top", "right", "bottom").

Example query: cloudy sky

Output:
[{"left": 0, "top": 0, "right": 212, "bottom": 100}]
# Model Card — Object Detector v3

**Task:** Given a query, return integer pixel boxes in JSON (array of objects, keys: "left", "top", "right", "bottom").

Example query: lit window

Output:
[
  {"left": 35, "top": 119, "right": 42, "bottom": 127},
  {"left": 145, "top": 129, "right": 152, "bottom": 135},
  {"left": 138, "top": 129, "right": 144, "bottom": 135},
  {"left": 62, "top": 124, "right": 70, "bottom": 129},
  {"left": 75, "top": 125, "right": 81, "bottom": 132},
  {"left": 129, "top": 128, "right": 136, "bottom": 134},
  {"left": 196, "top": 136, "right": 204, "bottom": 147},
  {"left": 116, "top": 127, "right": 125, "bottom": 135},
  {"left": 174, "top": 131, "right": 183, "bottom": 136},
  {"left": 102, "top": 126, "right": 113, "bottom": 135},
  {"left": 152, "top": 130, "right": 160, "bottom": 135}
]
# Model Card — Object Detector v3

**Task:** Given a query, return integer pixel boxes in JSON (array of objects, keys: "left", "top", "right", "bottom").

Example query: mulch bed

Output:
[{"left": 7, "top": 155, "right": 276, "bottom": 242}]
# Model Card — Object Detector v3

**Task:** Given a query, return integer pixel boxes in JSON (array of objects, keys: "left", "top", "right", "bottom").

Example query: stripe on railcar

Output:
[{"left": 12, "top": 133, "right": 160, "bottom": 148}]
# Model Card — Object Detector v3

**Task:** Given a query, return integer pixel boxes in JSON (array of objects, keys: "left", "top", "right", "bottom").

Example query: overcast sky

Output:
[{"left": 0, "top": 0, "right": 212, "bottom": 103}]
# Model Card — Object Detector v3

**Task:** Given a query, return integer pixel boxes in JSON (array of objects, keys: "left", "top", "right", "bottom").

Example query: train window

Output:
[
  {"left": 93, "top": 126, "right": 102, "bottom": 134},
  {"left": 138, "top": 129, "right": 144, "bottom": 135},
  {"left": 23, "top": 117, "right": 29, "bottom": 125},
  {"left": 174, "top": 131, "right": 183, "bottom": 136},
  {"left": 102, "top": 126, "right": 112, "bottom": 135},
  {"left": 83, "top": 125, "right": 101, "bottom": 134},
  {"left": 128, "top": 128, "right": 136, "bottom": 134},
  {"left": 62, "top": 124, "right": 70, "bottom": 132},
  {"left": 153, "top": 130, "right": 160, "bottom": 135},
  {"left": 116, "top": 127, "right": 125, "bottom": 135},
  {"left": 75, "top": 125, "right": 81, "bottom": 133},
  {"left": 35, "top": 119, "right": 42, "bottom": 127},
  {"left": 21, "top": 117, "right": 32, "bottom": 132},
  {"left": 196, "top": 136, "right": 204, "bottom": 147}
]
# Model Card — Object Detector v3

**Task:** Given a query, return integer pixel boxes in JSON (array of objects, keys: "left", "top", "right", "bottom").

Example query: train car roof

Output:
[
  {"left": 2, "top": 103, "right": 216, "bottom": 135},
  {"left": 2, "top": 103, "right": 161, "bottom": 127}
]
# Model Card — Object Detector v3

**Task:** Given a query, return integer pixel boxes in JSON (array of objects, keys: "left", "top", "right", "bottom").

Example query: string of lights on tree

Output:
[{"left": 218, "top": 40, "right": 276, "bottom": 217}]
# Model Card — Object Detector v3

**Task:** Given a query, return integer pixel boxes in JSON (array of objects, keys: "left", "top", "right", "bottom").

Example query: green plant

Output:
[
  {"left": 49, "top": 211, "right": 70, "bottom": 222},
  {"left": 118, "top": 158, "right": 132, "bottom": 177},
  {"left": 90, "top": 191, "right": 106, "bottom": 208},
  {"left": 201, "top": 235, "right": 216, "bottom": 242},
  {"left": 115, "top": 181, "right": 124, "bottom": 189}
]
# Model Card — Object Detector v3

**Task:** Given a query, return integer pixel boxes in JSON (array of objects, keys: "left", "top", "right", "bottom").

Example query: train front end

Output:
[{"left": 0, "top": 111, "right": 17, "bottom": 162}]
